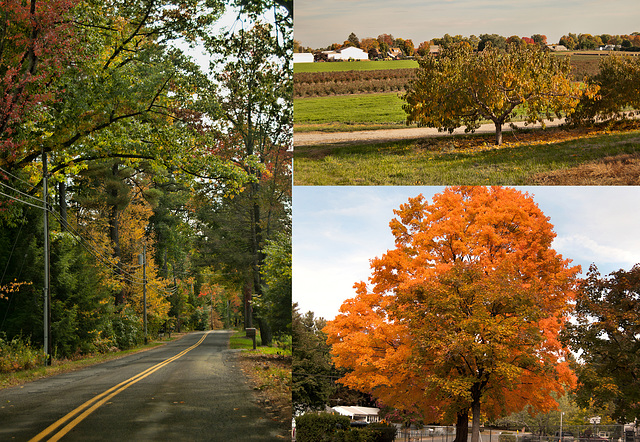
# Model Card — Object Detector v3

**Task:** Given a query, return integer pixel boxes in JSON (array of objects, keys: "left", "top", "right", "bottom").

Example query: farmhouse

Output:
[
  {"left": 547, "top": 44, "right": 568, "bottom": 51},
  {"left": 323, "top": 46, "right": 369, "bottom": 61},
  {"left": 387, "top": 47, "right": 403, "bottom": 59},
  {"left": 332, "top": 406, "right": 381, "bottom": 423},
  {"left": 293, "top": 52, "right": 314, "bottom": 63}
]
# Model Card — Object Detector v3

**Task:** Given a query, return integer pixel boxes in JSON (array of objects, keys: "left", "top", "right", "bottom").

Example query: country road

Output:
[
  {"left": 0, "top": 331, "right": 287, "bottom": 441},
  {"left": 293, "top": 119, "right": 566, "bottom": 147}
]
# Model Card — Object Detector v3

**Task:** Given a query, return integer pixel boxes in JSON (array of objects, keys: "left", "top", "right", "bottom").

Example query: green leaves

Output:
[{"left": 404, "top": 43, "right": 583, "bottom": 145}]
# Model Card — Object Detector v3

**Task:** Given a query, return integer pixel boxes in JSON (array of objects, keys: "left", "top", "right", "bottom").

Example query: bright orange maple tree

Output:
[{"left": 325, "top": 186, "right": 579, "bottom": 442}]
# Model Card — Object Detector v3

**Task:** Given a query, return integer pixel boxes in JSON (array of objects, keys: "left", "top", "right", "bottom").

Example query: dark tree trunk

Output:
[
  {"left": 109, "top": 163, "right": 124, "bottom": 305},
  {"left": 58, "top": 181, "right": 67, "bottom": 229},
  {"left": 454, "top": 409, "right": 469, "bottom": 442}
]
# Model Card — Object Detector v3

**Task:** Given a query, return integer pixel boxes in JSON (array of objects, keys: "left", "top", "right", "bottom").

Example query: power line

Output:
[
  {"left": 0, "top": 189, "right": 44, "bottom": 210},
  {"left": 0, "top": 166, "right": 33, "bottom": 188},
  {"left": 1, "top": 185, "right": 177, "bottom": 297},
  {"left": 0, "top": 180, "right": 44, "bottom": 205}
]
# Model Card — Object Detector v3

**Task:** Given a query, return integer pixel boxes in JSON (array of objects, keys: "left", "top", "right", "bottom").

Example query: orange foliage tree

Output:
[{"left": 325, "top": 187, "right": 580, "bottom": 442}]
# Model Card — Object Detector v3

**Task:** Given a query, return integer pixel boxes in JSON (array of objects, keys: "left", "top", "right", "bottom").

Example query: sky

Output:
[
  {"left": 294, "top": 0, "right": 640, "bottom": 48},
  {"left": 293, "top": 186, "right": 640, "bottom": 321}
]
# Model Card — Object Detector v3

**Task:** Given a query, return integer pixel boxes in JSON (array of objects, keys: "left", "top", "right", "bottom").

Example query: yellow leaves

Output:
[{"left": 0, "top": 280, "right": 32, "bottom": 300}]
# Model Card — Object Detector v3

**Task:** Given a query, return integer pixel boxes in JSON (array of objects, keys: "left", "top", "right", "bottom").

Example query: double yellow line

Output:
[{"left": 30, "top": 332, "right": 210, "bottom": 442}]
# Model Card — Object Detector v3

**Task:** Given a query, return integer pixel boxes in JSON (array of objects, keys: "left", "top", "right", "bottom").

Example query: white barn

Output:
[
  {"left": 293, "top": 53, "right": 314, "bottom": 63},
  {"left": 325, "top": 46, "right": 369, "bottom": 61}
]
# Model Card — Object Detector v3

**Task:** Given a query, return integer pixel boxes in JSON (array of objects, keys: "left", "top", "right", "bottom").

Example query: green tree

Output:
[
  {"left": 292, "top": 305, "right": 335, "bottom": 413},
  {"left": 565, "top": 264, "right": 640, "bottom": 424},
  {"left": 478, "top": 33, "right": 507, "bottom": 52},
  {"left": 202, "top": 21, "right": 291, "bottom": 343},
  {"left": 572, "top": 54, "right": 640, "bottom": 123},
  {"left": 347, "top": 32, "right": 360, "bottom": 47},
  {"left": 403, "top": 42, "right": 586, "bottom": 145},
  {"left": 258, "top": 231, "right": 291, "bottom": 338}
]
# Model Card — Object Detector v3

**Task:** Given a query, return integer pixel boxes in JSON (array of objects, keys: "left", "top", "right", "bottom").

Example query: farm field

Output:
[
  {"left": 293, "top": 51, "right": 636, "bottom": 133},
  {"left": 293, "top": 59, "right": 418, "bottom": 73},
  {"left": 294, "top": 92, "right": 407, "bottom": 132},
  {"left": 293, "top": 121, "right": 640, "bottom": 185}
]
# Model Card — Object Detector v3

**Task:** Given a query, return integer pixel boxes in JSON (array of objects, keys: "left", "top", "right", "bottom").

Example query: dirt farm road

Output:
[{"left": 294, "top": 119, "right": 566, "bottom": 147}]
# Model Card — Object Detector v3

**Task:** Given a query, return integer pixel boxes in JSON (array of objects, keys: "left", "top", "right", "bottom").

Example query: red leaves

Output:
[{"left": 0, "top": 0, "right": 78, "bottom": 154}]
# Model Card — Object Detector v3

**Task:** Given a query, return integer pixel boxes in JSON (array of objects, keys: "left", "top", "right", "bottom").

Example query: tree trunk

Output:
[
  {"left": 58, "top": 181, "right": 67, "bottom": 229},
  {"left": 470, "top": 382, "right": 484, "bottom": 442},
  {"left": 495, "top": 122, "right": 503, "bottom": 145},
  {"left": 109, "top": 163, "right": 124, "bottom": 305},
  {"left": 258, "top": 317, "right": 272, "bottom": 346},
  {"left": 453, "top": 409, "right": 469, "bottom": 442}
]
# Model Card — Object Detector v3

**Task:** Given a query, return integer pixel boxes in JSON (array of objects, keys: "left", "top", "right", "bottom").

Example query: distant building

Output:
[
  {"left": 323, "top": 46, "right": 369, "bottom": 61},
  {"left": 332, "top": 406, "right": 380, "bottom": 423},
  {"left": 293, "top": 52, "right": 314, "bottom": 63},
  {"left": 429, "top": 44, "right": 441, "bottom": 55},
  {"left": 547, "top": 44, "right": 568, "bottom": 51},
  {"left": 387, "top": 47, "right": 403, "bottom": 59}
]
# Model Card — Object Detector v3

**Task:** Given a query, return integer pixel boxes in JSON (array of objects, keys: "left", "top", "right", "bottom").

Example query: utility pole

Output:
[
  {"left": 142, "top": 244, "right": 147, "bottom": 344},
  {"left": 42, "top": 147, "right": 51, "bottom": 365}
]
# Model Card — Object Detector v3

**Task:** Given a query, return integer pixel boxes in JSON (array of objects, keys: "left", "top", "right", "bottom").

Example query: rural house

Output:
[
  {"left": 387, "top": 47, "right": 403, "bottom": 59},
  {"left": 332, "top": 406, "right": 381, "bottom": 423}
]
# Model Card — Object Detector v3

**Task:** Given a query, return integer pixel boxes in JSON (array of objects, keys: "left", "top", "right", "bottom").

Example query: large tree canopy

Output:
[
  {"left": 566, "top": 264, "right": 640, "bottom": 424},
  {"left": 325, "top": 186, "right": 579, "bottom": 442},
  {"left": 403, "top": 43, "right": 589, "bottom": 145}
]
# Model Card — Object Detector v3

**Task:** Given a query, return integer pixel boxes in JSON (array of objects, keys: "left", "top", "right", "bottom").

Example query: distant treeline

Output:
[{"left": 294, "top": 32, "right": 640, "bottom": 56}]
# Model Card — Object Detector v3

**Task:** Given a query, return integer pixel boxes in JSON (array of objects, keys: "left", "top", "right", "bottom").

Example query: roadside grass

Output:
[
  {"left": 294, "top": 59, "right": 418, "bottom": 73},
  {"left": 232, "top": 328, "right": 292, "bottom": 431},
  {"left": 0, "top": 337, "right": 179, "bottom": 390},
  {"left": 293, "top": 122, "right": 640, "bottom": 185}
]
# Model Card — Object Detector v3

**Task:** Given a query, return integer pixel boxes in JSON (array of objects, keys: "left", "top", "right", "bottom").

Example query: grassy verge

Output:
[
  {"left": 293, "top": 122, "right": 640, "bottom": 185},
  {"left": 231, "top": 328, "right": 292, "bottom": 435},
  {"left": 0, "top": 336, "right": 182, "bottom": 390}
]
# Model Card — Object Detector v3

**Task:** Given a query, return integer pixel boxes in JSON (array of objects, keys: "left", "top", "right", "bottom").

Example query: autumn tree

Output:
[
  {"left": 559, "top": 35, "right": 577, "bottom": 50},
  {"left": 565, "top": 264, "right": 640, "bottom": 424},
  {"left": 571, "top": 54, "right": 640, "bottom": 124},
  {"left": 416, "top": 41, "right": 431, "bottom": 57},
  {"left": 0, "top": 0, "right": 77, "bottom": 158},
  {"left": 325, "top": 186, "right": 580, "bottom": 442},
  {"left": 403, "top": 42, "right": 587, "bottom": 145}
]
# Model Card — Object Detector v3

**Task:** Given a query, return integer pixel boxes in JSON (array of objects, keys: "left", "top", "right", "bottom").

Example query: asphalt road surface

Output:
[{"left": 0, "top": 331, "right": 286, "bottom": 441}]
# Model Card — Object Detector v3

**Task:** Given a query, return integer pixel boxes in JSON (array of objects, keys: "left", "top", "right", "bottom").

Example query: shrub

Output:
[
  {"left": 0, "top": 333, "right": 45, "bottom": 373},
  {"left": 500, "top": 432, "right": 517, "bottom": 442},
  {"left": 111, "top": 307, "right": 143, "bottom": 350},
  {"left": 296, "top": 414, "right": 397, "bottom": 442},
  {"left": 296, "top": 413, "right": 351, "bottom": 442}
]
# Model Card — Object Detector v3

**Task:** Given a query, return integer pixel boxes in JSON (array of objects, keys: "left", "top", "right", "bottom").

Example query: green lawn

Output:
[
  {"left": 294, "top": 59, "right": 418, "bottom": 73},
  {"left": 294, "top": 92, "right": 407, "bottom": 131},
  {"left": 293, "top": 128, "right": 640, "bottom": 185}
]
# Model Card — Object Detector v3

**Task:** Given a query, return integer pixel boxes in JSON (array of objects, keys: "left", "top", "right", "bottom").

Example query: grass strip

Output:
[{"left": 293, "top": 124, "right": 640, "bottom": 185}]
